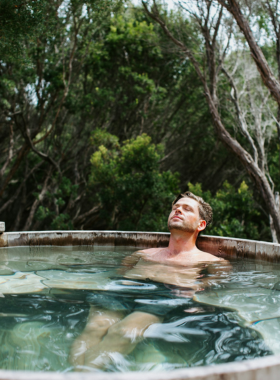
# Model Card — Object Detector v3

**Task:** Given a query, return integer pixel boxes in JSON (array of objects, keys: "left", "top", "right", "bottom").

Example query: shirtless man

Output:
[{"left": 70, "top": 191, "right": 227, "bottom": 370}]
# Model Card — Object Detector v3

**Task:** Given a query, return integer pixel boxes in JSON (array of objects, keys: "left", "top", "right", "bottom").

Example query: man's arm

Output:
[
  {"left": 171, "top": 259, "right": 232, "bottom": 298},
  {"left": 117, "top": 251, "right": 143, "bottom": 276}
]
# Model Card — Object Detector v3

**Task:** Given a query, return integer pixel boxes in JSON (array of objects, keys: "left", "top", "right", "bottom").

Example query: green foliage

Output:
[
  {"left": 36, "top": 206, "right": 73, "bottom": 230},
  {"left": 90, "top": 129, "right": 119, "bottom": 149},
  {"left": 188, "top": 181, "right": 269, "bottom": 240},
  {"left": 51, "top": 213, "right": 73, "bottom": 230},
  {"left": 0, "top": 0, "right": 47, "bottom": 61},
  {"left": 90, "top": 131, "right": 179, "bottom": 231},
  {"left": 0, "top": 1, "right": 276, "bottom": 241},
  {"left": 0, "top": 0, "right": 121, "bottom": 61},
  {"left": 35, "top": 177, "right": 78, "bottom": 230}
]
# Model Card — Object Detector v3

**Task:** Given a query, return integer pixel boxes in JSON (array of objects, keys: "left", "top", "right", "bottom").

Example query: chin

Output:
[
  {"left": 168, "top": 223, "right": 196, "bottom": 233},
  {"left": 168, "top": 223, "right": 185, "bottom": 231}
]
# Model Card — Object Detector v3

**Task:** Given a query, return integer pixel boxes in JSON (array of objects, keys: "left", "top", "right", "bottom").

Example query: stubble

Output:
[{"left": 168, "top": 219, "right": 196, "bottom": 233}]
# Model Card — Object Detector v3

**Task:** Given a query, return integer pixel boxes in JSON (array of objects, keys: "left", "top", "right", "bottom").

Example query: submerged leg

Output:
[
  {"left": 84, "top": 311, "right": 162, "bottom": 370},
  {"left": 69, "top": 305, "right": 125, "bottom": 367}
]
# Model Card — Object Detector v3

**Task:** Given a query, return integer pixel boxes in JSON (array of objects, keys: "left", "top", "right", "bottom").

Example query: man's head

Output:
[{"left": 168, "top": 192, "right": 212, "bottom": 236}]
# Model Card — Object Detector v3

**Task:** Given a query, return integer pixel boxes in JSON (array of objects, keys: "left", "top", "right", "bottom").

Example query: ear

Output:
[{"left": 198, "top": 220, "right": 206, "bottom": 232}]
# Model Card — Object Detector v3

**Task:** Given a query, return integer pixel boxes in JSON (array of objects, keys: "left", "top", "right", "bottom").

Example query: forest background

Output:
[{"left": 1, "top": 0, "right": 280, "bottom": 242}]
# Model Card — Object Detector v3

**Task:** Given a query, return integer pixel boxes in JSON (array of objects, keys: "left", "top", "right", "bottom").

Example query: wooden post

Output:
[{"left": 0, "top": 222, "right": 5, "bottom": 233}]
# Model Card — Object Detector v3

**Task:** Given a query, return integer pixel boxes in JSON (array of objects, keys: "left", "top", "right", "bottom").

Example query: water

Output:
[{"left": 0, "top": 246, "right": 276, "bottom": 372}]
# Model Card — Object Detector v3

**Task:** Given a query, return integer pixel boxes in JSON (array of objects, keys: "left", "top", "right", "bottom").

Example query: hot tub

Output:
[{"left": 0, "top": 226, "right": 280, "bottom": 380}]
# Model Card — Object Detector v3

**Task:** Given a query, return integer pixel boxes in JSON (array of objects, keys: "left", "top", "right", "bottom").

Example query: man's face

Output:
[{"left": 168, "top": 197, "right": 204, "bottom": 234}]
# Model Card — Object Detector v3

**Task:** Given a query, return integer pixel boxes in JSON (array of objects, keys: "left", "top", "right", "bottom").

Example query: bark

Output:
[
  {"left": 221, "top": 66, "right": 259, "bottom": 164},
  {"left": 206, "top": 89, "right": 280, "bottom": 241},
  {"left": 270, "top": 192, "right": 280, "bottom": 243},
  {"left": 0, "top": 144, "right": 30, "bottom": 198},
  {"left": 0, "top": 123, "right": 14, "bottom": 178},
  {"left": 0, "top": 161, "right": 43, "bottom": 214},
  {"left": 73, "top": 205, "right": 101, "bottom": 226},
  {"left": 217, "top": 0, "right": 280, "bottom": 106},
  {"left": 12, "top": 176, "right": 27, "bottom": 232},
  {"left": 264, "top": 0, "right": 280, "bottom": 166},
  {"left": 23, "top": 167, "right": 53, "bottom": 231},
  {"left": 18, "top": 118, "right": 61, "bottom": 174}
]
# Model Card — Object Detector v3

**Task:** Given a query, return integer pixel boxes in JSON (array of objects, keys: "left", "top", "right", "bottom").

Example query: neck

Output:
[{"left": 168, "top": 229, "right": 198, "bottom": 256}]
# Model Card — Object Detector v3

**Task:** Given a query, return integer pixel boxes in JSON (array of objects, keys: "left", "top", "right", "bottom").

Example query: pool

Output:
[{"left": 0, "top": 229, "right": 280, "bottom": 379}]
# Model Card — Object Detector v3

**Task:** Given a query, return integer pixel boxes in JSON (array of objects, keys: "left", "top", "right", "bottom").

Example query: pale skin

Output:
[{"left": 69, "top": 197, "right": 229, "bottom": 370}]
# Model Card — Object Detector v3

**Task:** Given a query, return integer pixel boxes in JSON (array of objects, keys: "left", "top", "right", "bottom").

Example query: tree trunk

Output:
[
  {"left": 217, "top": 0, "right": 280, "bottom": 106},
  {"left": 23, "top": 168, "right": 52, "bottom": 231},
  {"left": 143, "top": 1, "right": 280, "bottom": 241},
  {"left": 0, "top": 144, "right": 30, "bottom": 198},
  {"left": 205, "top": 88, "right": 280, "bottom": 241},
  {"left": 270, "top": 192, "right": 280, "bottom": 243}
]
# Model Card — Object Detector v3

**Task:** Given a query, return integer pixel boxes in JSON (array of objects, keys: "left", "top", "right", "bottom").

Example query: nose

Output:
[{"left": 175, "top": 207, "right": 182, "bottom": 214}]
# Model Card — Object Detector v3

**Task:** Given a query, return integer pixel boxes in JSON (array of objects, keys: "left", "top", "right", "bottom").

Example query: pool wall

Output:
[
  {"left": 0, "top": 227, "right": 280, "bottom": 380},
  {"left": 1, "top": 229, "right": 280, "bottom": 262}
]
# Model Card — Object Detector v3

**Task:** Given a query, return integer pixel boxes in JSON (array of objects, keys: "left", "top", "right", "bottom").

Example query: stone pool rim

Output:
[{"left": 0, "top": 229, "right": 280, "bottom": 380}]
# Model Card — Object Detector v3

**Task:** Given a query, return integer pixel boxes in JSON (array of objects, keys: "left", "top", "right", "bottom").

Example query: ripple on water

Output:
[{"left": 0, "top": 247, "right": 274, "bottom": 372}]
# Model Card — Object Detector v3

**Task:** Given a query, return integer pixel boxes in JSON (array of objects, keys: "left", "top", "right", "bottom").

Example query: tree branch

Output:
[
  {"left": 18, "top": 114, "right": 61, "bottom": 174},
  {"left": 143, "top": 0, "right": 280, "bottom": 241},
  {"left": 217, "top": 0, "right": 280, "bottom": 106},
  {"left": 23, "top": 167, "right": 53, "bottom": 231},
  {"left": 0, "top": 123, "right": 14, "bottom": 178},
  {"left": 222, "top": 66, "right": 259, "bottom": 164},
  {"left": 0, "top": 161, "right": 43, "bottom": 214},
  {"left": 73, "top": 204, "right": 101, "bottom": 226}
]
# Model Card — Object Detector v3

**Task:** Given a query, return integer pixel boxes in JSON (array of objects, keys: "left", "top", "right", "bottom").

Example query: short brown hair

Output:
[{"left": 172, "top": 191, "right": 213, "bottom": 227}]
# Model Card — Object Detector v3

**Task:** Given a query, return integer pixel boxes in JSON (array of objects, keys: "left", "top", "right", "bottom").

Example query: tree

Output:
[
  {"left": 0, "top": 1, "right": 204, "bottom": 232},
  {"left": 188, "top": 181, "right": 270, "bottom": 239},
  {"left": 143, "top": 0, "right": 280, "bottom": 241},
  {"left": 215, "top": 0, "right": 280, "bottom": 106},
  {"left": 89, "top": 131, "right": 179, "bottom": 231},
  {"left": 222, "top": 51, "right": 278, "bottom": 239},
  {"left": 0, "top": 0, "right": 275, "bottom": 241},
  {"left": 0, "top": 0, "right": 48, "bottom": 61}
]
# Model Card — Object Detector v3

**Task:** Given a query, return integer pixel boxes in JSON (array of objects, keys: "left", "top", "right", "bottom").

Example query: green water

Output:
[{"left": 0, "top": 246, "right": 275, "bottom": 372}]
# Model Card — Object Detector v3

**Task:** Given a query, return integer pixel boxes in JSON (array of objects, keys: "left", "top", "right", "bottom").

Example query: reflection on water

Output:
[{"left": 0, "top": 246, "right": 275, "bottom": 372}]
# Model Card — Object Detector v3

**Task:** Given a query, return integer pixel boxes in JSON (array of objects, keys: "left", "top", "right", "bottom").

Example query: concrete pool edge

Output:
[{"left": 0, "top": 229, "right": 280, "bottom": 380}]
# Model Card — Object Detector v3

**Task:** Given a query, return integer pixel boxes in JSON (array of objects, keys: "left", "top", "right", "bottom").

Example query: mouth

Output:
[{"left": 172, "top": 216, "right": 182, "bottom": 221}]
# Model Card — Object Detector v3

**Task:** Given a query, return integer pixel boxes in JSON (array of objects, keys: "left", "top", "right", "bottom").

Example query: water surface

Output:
[{"left": 0, "top": 246, "right": 275, "bottom": 372}]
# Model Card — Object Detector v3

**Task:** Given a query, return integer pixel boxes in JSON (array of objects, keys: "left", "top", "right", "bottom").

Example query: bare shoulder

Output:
[
  {"left": 196, "top": 249, "right": 228, "bottom": 263},
  {"left": 121, "top": 247, "right": 162, "bottom": 266},
  {"left": 136, "top": 247, "right": 163, "bottom": 256}
]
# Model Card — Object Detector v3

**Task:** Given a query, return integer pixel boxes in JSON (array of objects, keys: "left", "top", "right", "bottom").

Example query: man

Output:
[{"left": 70, "top": 192, "right": 227, "bottom": 370}]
